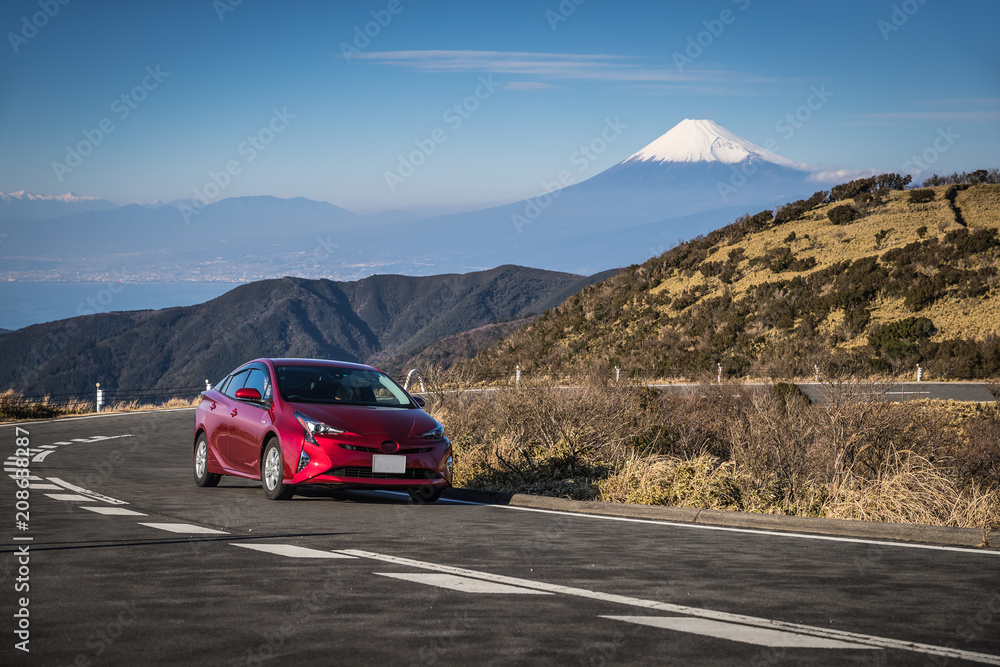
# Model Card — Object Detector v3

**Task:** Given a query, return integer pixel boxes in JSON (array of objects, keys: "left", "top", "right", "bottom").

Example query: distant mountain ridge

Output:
[
  {"left": 0, "top": 190, "right": 117, "bottom": 220},
  {"left": 1, "top": 119, "right": 833, "bottom": 280},
  {"left": 0, "top": 265, "right": 615, "bottom": 397}
]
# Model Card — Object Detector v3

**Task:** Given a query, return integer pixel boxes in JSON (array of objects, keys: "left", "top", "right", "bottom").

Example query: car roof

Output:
[{"left": 259, "top": 358, "right": 377, "bottom": 372}]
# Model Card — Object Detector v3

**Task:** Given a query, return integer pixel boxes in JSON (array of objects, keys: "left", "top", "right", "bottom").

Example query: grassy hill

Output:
[
  {"left": 0, "top": 265, "right": 612, "bottom": 398},
  {"left": 466, "top": 182, "right": 1000, "bottom": 380}
]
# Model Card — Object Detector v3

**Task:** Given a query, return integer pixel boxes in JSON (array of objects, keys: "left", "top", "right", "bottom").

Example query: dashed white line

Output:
[
  {"left": 44, "top": 493, "right": 96, "bottom": 502},
  {"left": 602, "top": 616, "right": 873, "bottom": 649},
  {"left": 337, "top": 549, "right": 1000, "bottom": 664},
  {"left": 138, "top": 523, "right": 228, "bottom": 534},
  {"left": 231, "top": 543, "right": 357, "bottom": 559},
  {"left": 28, "top": 483, "right": 63, "bottom": 490},
  {"left": 81, "top": 507, "right": 147, "bottom": 516},
  {"left": 375, "top": 572, "right": 553, "bottom": 595},
  {"left": 46, "top": 477, "right": 128, "bottom": 505}
]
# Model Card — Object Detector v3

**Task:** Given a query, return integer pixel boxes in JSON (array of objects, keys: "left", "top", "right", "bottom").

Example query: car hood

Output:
[{"left": 289, "top": 402, "right": 438, "bottom": 437}]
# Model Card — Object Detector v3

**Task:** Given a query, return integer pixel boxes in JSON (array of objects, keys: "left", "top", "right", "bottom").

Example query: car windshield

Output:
[{"left": 275, "top": 365, "right": 413, "bottom": 407}]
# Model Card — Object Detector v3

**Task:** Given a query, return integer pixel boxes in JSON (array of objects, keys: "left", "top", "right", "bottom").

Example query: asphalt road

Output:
[{"left": 1, "top": 409, "right": 999, "bottom": 666}]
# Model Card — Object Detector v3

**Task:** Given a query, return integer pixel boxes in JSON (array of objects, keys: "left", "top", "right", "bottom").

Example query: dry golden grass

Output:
[
  {"left": 824, "top": 452, "right": 1000, "bottom": 529},
  {"left": 0, "top": 390, "right": 199, "bottom": 423},
  {"left": 625, "top": 184, "right": 1000, "bottom": 352},
  {"left": 100, "top": 396, "right": 199, "bottom": 414},
  {"left": 957, "top": 184, "right": 1000, "bottom": 228},
  {"left": 432, "top": 375, "right": 1000, "bottom": 531}
]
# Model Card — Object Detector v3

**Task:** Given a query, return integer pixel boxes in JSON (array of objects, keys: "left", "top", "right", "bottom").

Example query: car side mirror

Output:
[
  {"left": 235, "top": 387, "right": 263, "bottom": 402},
  {"left": 412, "top": 395, "right": 426, "bottom": 408}
]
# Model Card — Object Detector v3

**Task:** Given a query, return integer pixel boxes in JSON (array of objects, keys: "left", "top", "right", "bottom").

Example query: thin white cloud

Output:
[
  {"left": 350, "top": 49, "right": 778, "bottom": 87},
  {"left": 806, "top": 168, "right": 881, "bottom": 183},
  {"left": 501, "top": 81, "right": 556, "bottom": 91}
]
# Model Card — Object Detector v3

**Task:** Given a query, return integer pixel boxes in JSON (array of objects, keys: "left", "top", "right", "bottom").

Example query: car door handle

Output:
[
  {"left": 230, "top": 408, "right": 238, "bottom": 417},
  {"left": 209, "top": 402, "right": 217, "bottom": 410}
]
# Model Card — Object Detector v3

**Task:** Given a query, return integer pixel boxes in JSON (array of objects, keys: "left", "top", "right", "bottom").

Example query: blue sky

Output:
[{"left": 1, "top": 0, "right": 997, "bottom": 214}]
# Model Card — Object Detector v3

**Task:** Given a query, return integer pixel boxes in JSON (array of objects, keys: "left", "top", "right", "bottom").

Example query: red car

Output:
[{"left": 192, "top": 358, "right": 451, "bottom": 502}]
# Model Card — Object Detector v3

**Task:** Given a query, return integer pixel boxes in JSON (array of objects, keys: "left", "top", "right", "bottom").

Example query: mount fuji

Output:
[{"left": 343, "top": 118, "right": 825, "bottom": 273}]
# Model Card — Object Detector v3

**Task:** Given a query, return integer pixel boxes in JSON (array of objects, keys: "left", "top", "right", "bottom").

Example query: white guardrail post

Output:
[
  {"left": 814, "top": 365, "right": 820, "bottom": 382},
  {"left": 205, "top": 379, "right": 212, "bottom": 392},
  {"left": 515, "top": 365, "right": 521, "bottom": 385},
  {"left": 916, "top": 365, "right": 923, "bottom": 381},
  {"left": 403, "top": 369, "right": 426, "bottom": 393},
  {"left": 96, "top": 383, "right": 104, "bottom": 413},
  {"left": 717, "top": 364, "right": 722, "bottom": 384}
]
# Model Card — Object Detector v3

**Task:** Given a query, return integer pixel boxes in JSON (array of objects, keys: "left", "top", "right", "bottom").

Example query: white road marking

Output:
[
  {"left": 28, "top": 483, "right": 63, "bottom": 490},
  {"left": 39, "top": 444, "right": 59, "bottom": 449},
  {"left": 31, "top": 450, "right": 57, "bottom": 462},
  {"left": 602, "top": 616, "right": 873, "bottom": 649},
  {"left": 337, "top": 549, "right": 1000, "bottom": 665},
  {"left": 454, "top": 499, "right": 1000, "bottom": 557},
  {"left": 138, "top": 523, "right": 228, "bottom": 535},
  {"left": 82, "top": 507, "right": 147, "bottom": 516},
  {"left": 8, "top": 474, "right": 43, "bottom": 481},
  {"left": 47, "top": 477, "right": 128, "bottom": 505},
  {"left": 54, "top": 441, "right": 72, "bottom": 445},
  {"left": 231, "top": 543, "right": 357, "bottom": 559},
  {"left": 375, "top": 572, "right": 553, "bottom": 595},
  {"left": 44, "top": 493, "right": 96, "bottom": 502}
]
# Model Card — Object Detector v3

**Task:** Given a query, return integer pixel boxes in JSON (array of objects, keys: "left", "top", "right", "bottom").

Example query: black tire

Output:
[
  {"left": 408, "top": 486, "right": 443, "bottom": 504},
  {"left": 261, "top": 439, "right": 294, "bottom": 500},
  {"left": 194, "top": 433, "right": 221, "bottom": 487}
]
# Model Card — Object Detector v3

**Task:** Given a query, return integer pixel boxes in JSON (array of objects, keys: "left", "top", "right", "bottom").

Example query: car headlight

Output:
[
  {"left": 419, "top": 421, "right": 445, "bottom": 439},
  {"left": 295, "top": 411, "right": 345, "bottom": 444}
]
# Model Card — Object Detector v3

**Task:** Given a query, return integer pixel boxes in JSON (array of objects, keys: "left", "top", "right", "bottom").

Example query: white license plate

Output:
[{"left": 372, "top": 455, "right": 406, "bottom": 474}]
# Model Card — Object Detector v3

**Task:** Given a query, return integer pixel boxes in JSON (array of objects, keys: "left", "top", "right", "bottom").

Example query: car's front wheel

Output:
[
  {"left": 408, "top": 486, "right": 443, "bottom": 504},
  {"left": 262, "top": 439, "right": 294, "bottom": 500},
  {"left": 194, "top": 434, "right": 221, "bottom": 487}
]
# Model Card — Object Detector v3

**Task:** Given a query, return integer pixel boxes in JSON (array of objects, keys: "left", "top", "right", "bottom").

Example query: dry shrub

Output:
[
  {"left": 428, "top": 381, "right": 664, "bottom": 500},
  {"left": 824, "top": 452, "right": 1000, "bottom": 529},
  {"left": 0, "top": 390, "right": 90, "bottom": 421},
  {"left": 596, "top": 454, "right": 816, "bottom": 514},
  {"left": 429, "top": 373, "right": 1000, "bottom": 528}
]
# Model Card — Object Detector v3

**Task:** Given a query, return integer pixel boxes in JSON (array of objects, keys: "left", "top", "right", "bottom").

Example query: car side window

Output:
[
  {"left": 242, "top": 368, "right": 271, "bottom": 401},
  {"left": 221, "top": 369, "right": 250, "bottom": 398}
]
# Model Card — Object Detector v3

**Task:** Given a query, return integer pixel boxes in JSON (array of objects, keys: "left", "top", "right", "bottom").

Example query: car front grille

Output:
[
  {"left": 326, "top": 467, "right": 441, "bottom": 480},
  {"left": 338, "top": 444, "right": 434, "bottom": 454}
]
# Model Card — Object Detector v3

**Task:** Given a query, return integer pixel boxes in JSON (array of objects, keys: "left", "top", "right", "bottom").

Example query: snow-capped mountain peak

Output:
[
  {"left": 623, "top": 119, "right": 804, "bottom": 170},
  {"left": 1, "top": 190, "right": 105, "bottom": 203}
]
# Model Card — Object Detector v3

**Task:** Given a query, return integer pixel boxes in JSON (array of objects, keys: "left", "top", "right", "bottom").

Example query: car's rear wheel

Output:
[
  {"left": 194, "top": 434, "right": 221, "bottom": 487},
  {"left": 408, "top": 486, "right": 442, "bottom": 504},
  {"left": 262, "top": 439, "right": 294, "bottom": 500}
]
